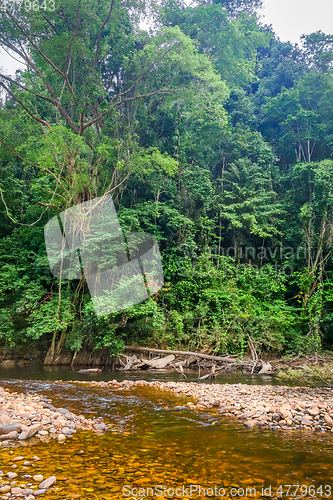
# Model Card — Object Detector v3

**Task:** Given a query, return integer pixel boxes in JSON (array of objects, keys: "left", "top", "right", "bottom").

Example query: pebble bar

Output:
[{"left": 71, "top": 379, "right": 333, "bottom": 433}]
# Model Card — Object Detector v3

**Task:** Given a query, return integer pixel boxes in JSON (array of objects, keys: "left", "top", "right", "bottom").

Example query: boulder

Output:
[
  {"left": 33, "top": 475, "right": 43, "bottom": 482},
  {"left": 94, "top": 423, "right": 106, "bottom": 431},
  {"left": 58, "top": 408, "right": 69, "bottom": 415},
  {"left": 0, "top": 423, "right": 22, "bottom": 435},
  {"left": 11, "top": 487, "right": 24, "bottom": 495},
  {"left": 301, "top": 417, "right": 312, "bottom": 426},
  {"left": 279, "top": 408, "right": 292, "bottom": 420},
  {"left": 307, "top": 407, "right": 319, "bottom": 416},
  {"left": 18, "top": 423, "right": 42, "bottom": 440},
  {"left": 39, "top": 476, "right": 56, "bottom": 489},
  {"left": 6, "top": 472, "right": 17, "bottom": 479},
  {"left": 61, "top": 427, "right": 74, "bottom": 436},
  {"left": 23, "top": 489, "right": 34, "bottom": 496},
  {"left": 34, "top": 489, "right": 47, "bottom": 496},
  {"left": 5, "top": 431, "right": 19, "bottom": 440},
  {"left": 324, "top": 414, "right": 333, "bottom": 426},
  {"left": 0, "top": 416, "right": 10, "bottom": 426},
  {"left": 239, "top": 411, "right": 254, "bottom": 419}
]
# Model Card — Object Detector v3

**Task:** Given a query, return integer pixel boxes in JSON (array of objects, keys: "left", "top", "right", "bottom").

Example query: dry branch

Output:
[{"left": 125, "top": 346, "right": 241, "bottom": 364}]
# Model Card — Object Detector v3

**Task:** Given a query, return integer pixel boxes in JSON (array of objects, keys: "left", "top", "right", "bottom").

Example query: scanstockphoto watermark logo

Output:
[
  {"left": 0, "top": 0, "right": 55, "bottom": 12},
  {"left": 122, "top": 483, "right": 332, "bottom": 498},
  {"left": 177, "top": 244, "right": 308, "bottom": 279},
  {"left": 44, "top": 195, "right": 164, "bottom": 317}
]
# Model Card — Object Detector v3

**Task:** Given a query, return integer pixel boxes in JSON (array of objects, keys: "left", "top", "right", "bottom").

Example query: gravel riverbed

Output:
[
  {"left": 0, "top": 385, "right": 108, "bottom": 499},
  {"left": 1, "top": 379, "right": 333, "bottom": 498},
  {"left": 72, "top": 378, "right": 333, "bottom": 432}
]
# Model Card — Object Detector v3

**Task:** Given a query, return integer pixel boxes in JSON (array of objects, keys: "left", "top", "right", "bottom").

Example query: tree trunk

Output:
[
  {"left": 125, "top": 346, "right": 241, "bottom": 363},
  {"left": 44, "top": 331, "right": 57, "bottom": 365},
  {"left": 54, "top": 332, "right": 66, "bottom": 363}
]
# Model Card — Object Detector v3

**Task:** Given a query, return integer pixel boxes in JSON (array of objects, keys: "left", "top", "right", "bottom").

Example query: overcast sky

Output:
[
  {"left": 1, "top": 0, "right": 333, "bottom": 75},
  {"left": 259, "top": 0, "right": 333, "bottom": 44}
]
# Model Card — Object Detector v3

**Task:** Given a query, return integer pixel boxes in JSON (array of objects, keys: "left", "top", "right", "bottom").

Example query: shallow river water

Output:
[{"left": 0, "top": 364, "right": 333, "bottom": 499}]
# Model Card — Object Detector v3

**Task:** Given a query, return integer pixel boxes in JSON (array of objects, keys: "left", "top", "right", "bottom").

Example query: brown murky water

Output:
[{"left": 0, "top": 366, "right": 333, "bottom": 499}]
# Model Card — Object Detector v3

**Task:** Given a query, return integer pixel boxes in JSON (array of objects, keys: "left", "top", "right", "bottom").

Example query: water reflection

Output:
[
  {"left": 0, "top": 361, "right": 277, "bottom": 385},
  {"left": 0, "top": 370, "right": 332, "bottom": 498}
]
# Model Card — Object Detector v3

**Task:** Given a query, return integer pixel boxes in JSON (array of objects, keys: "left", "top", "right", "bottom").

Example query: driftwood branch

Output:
[
  {"left": 125, "top": 346, "right": 240, "bottom": 364},
  {"left": 170, "top": 362, "right": 187, "bottom": 378}
]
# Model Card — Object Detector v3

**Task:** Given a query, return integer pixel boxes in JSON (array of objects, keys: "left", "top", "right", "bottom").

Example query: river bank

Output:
[
  {"left": 0, "top": 386, "right": 108, "bottom": 447},
  {"left": 2, "top": 346, "right": 333, "bottom": 383},
  {"left": 72, "top": 379, "right": 333, "bottom": 433},
  {"left": 0, "top": 386, "right": 110, "bottom": 498},
  {"left": 0, "top": 379, "right": 333, "bottom": 499},
  {"left": 2, "top": 377, "right": 333, "bottom": 439}
]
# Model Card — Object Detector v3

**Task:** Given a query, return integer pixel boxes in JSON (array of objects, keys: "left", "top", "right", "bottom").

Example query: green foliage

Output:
[
  {"left": 161, "top": 1, "right": 270, "bottom": 87},
  {"left": 277, "top": 363, "right": 333, "bottom": 387},
  {"left": 0, "top": 0, "right": 333, "bottom": 361},
  {"left": 302, "top": 31, "right": 333, "bottom": 73}
]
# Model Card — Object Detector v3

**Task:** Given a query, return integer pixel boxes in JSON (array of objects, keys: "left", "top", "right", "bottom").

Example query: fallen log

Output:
[
  {"left": 118, "top": 356, "right": 126, "bottom": 367},
  {"left": 258, "top": 362, "right": 274, "bottom": 375},
  {"left": 170, "top": 362, "right": 187, "bottom": 378},
  {"left": 141, "top": 354, "right": 175, "bottom": 369},
  {"left": 125, "top": 346, "right": 241, "bottom": 364},
  {"left": 77, "top": 368, "right": 103, "bottom": 373},
  {"left": 122, "top": 355, "right": 138, "bottom": 371},
  {"left": 198, "top": 371, "right": 216, "bottom": 380},
  {"left": 198, "top": 364, "right": 223, "bottom": 380}
]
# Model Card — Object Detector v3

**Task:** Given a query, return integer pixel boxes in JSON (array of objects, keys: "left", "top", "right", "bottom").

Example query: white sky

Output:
[
  {"left": 259, "top": 0, "right": 333, "bottom": 44},
  {"left": 1, "top": 0, "right": 333, "bottom": 75}
]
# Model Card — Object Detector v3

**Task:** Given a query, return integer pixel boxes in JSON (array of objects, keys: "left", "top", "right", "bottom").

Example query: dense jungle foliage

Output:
[{"left": 0, "top": 0, "right": 333, "bottom": 362}]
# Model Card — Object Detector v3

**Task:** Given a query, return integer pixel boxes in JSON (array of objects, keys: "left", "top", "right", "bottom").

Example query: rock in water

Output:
[
  {"left": 11, "top": 487, "right": 24, "bottom": 494},
  {"left": 325, "top": 414, "right": 333, "bottom": 425},
  {"left": 6, "top": 472, "right": 17, "bottom": 479},
  {"left": 94, "top": 423, "right": 106, "bottom": 431},
  {"left": 0, "top": 423, "right": 22, "bottom": 435},
  {"left": 34, "top": 489, "right": 47, "bottom": 496},
  {"left": 58, "top": 408, "right": 69, "bottom": 415},
  {"left": 0, "top": 416, "right": 10, "bottom": 426},
  {"left": 18, "top": 424, "right": 42, "bottom": 440},
  {"left": 39, "top": 476, "right": 56, "bottom": 489},
  {"left": 7, "top": 431, "right": 19, "bottom": 440}
]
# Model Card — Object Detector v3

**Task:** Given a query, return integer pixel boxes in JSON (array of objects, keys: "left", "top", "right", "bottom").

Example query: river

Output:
[{"left": 0, "top": 364, "right": 332, "bottom": 499}]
